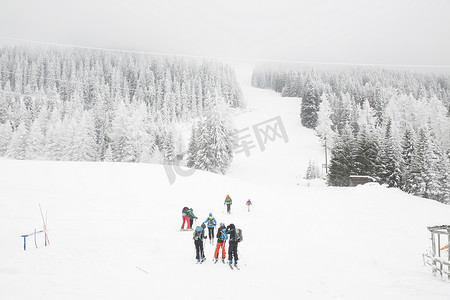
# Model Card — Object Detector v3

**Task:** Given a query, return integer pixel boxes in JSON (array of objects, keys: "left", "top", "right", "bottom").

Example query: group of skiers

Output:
[
  {"left": 192, "top": 219, "right": 242, "bottom": 268},
  {"left": 181, "top": 194, "right": 248, "bottom": 268},
  {"left": 223, "top": 195, "right": 252, "bottom": 214},
  {"left": 181, "top": 195, "right": 253, "bottom": 230}
]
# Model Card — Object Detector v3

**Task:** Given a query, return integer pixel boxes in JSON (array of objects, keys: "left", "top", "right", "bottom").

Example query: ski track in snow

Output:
[
  {"left": 227, "top": 64, "right": 325, "bottom": 188},
  {"left": 1, "top": 66, "right": 450, "bottom": 299}
]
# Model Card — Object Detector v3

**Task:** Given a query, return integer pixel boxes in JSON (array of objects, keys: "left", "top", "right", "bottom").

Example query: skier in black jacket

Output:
[
  {"left": 193, "top": 223, "right": 207, "bottom": 263},
  {"left": 226, "top": 223, "right": 238, "bottom": 267}
]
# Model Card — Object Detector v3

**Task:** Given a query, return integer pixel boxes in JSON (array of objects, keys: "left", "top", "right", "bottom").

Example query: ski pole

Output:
[
  {"left": 202, "top": 238, "right": 206, "bottom": 260},
  {"left": 238, "top": 250, "right": 246, "bottom": 266}
]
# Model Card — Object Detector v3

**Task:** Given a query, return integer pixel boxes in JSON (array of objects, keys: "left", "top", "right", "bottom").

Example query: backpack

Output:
[
  {"left": 182, "top": 207, "right": 189, "bottom": 213},
  {"left": 208, "top": 217, "right": 215, "bottom": 226},
  {"left": 220, "top": 230, "right": 228, "bottom": 242},
  {"left": 235, "top": 228, "right": 243, "bottom": 243},
  {"left": 193, "top": 226, "right": 202, "bottom": 240}
]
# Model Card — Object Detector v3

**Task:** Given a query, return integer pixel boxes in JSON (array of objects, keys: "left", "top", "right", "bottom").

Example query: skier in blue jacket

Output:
[{"left": 203, "top": 213, "right": 217, "bottom": 244}]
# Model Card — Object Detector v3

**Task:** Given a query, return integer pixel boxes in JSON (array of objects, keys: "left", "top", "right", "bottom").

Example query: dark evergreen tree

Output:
[
  {"left": 379, "top": 119, "right": 402, "bottom": 187},
  {"left": 400, "top": 127, "right": 415, "bottom": 193},
  {"left": 328, "top": 124, "right": 355, "bottom": 186},
  {"left": 187, "top": 122, "right": 200, "bottom": 169},
  {"left": 409, "top": 128, "right": 428, "bottom": 197},
  {"left": 353, "top": 126, "right": 381, "bottom": 177},
  {"left": 426, "top": 122, "right": 447, "bottom": 202},
  {"left": 300, "top": 80, "right": 319, "bottom": 129}
]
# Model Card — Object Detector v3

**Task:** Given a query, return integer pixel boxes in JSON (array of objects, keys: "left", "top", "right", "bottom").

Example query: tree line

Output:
[{"left": 0, "top": 45, "right": 242, "bottom": 170}]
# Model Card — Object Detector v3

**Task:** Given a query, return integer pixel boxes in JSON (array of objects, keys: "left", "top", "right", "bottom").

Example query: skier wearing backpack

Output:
[
  {"left": 187, "top": 208, "right": 197, "bottom": 230},
  {"left": 214, "top": 223, "right": 227, "bottom": 263},
  {"left": 246, "top": 199, "right": 252, "bottom": 212},
  {"left": 203, "top": 213, "right": 217, "bottom": 243},
  {"left": 226, "top": 223, "right": 242, "bottom": 268},
  {"left": 181, "top": 207, "right": 190, "bottom": 230},
  {"left": 193, "top": 224, "right": 207, "bottom": 263},
  {"left": 224, "top": 195, "right": 232, "bottom": 214}
]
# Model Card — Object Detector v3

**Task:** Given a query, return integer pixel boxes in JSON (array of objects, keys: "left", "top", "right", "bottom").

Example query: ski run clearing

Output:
[{"left": 1, "top": 66, "right": 450, "bottom": 300}]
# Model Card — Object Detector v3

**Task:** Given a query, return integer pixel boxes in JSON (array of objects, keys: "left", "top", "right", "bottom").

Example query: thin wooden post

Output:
[
  {"left": 438, "top": 234, "right": 441, "bottom": 257},
  {"left": 448, "top": 230, "right": 450, "bottom": 280},
  {"left": 432, "top": 232, "right": 436, "bottom": 275},
  {"left": 34, "top": 228, "right": 38, "bottom": 248},
  {"left": 45, "top": 210, "right": 48, "bottom": 246}
]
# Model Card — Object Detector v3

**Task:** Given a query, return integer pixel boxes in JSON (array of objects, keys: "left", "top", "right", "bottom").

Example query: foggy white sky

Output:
[{"left": 0, "top": 0, "right": 449, "bottom": 66}]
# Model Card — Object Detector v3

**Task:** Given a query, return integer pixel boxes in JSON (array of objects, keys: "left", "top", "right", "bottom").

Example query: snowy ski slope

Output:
[{"left": 1, "top": 65, "right": 450, "bottom": 299}]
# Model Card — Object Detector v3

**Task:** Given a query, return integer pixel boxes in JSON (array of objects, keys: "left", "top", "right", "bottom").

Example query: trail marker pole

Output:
[{"left": 39, "top": 204, "right": 50, "bottom": 246}]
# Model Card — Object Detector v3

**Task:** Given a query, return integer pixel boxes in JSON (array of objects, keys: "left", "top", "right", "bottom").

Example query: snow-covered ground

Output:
[{"left": 1, "top": 66, "right": 450, "bottom": 299}]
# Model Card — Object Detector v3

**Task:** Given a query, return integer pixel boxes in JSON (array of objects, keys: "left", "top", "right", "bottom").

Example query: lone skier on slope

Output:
[
  {"left": 187, "top": 208, "right": 197, "bottom": 230},
  {"left": 181, "top": 207, "right": 190, "bottom": 230},
  {"left": 226, "top": 223, "right": 239, "bottom": 267},
  {"left": 246, "top": 199, "right": 252, "bottom": 212},
  {"left": 193, "top": 224, "right": 207, "bottom": 263},
  {"left": 224, "top": 195, "right": 232, "bottom": 214},
  {"left": 214, "top": 223, "right": 227, "bottom": 263},
  {"left": 203, "top": 213, "right": 217, "bottom": 243}
]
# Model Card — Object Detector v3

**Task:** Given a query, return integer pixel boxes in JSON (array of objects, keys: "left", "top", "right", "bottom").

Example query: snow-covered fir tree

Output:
[
  {"left": 6, "top": 122, "right": 28, "bottom": 160},
  {"left": 186, "top": 122, "right": 200, "bottom": 169},
  {"left": 315, "top": 93, "right": 334, "bottom": 146},
  {"left": 328, "top": 124, "right": 355, "bottom": 186},
  {"left": 300, "top": 80, "right": 319, "bottom": 129},
  {"left": 187, "top": 102, "right": 235, "bottom": 174},
  {"left": 409, "top": 128, "right": 429, "bottom": 198},
  {"left": 353, "top": 126, "right": 381, "bottom": 178},
  {"left": 379, "top": 119, "right": 402, "bottom": 187},
  {"left": 306, "top": 160, "right": 321, "bottom": 180},
  {"left": 400, "top": 127, "right": 415, "bottom": 193}
]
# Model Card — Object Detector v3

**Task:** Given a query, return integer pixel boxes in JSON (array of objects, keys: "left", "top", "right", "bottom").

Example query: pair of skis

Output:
[
  {"left": 214, "top": 258, "right": 225, "bottom": 264},
  {"left": 214, "top": 258, "right": 240, "bottom": 270},
  {"left": 180, "top": 228, "right": 193, "bottom": 231}
]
